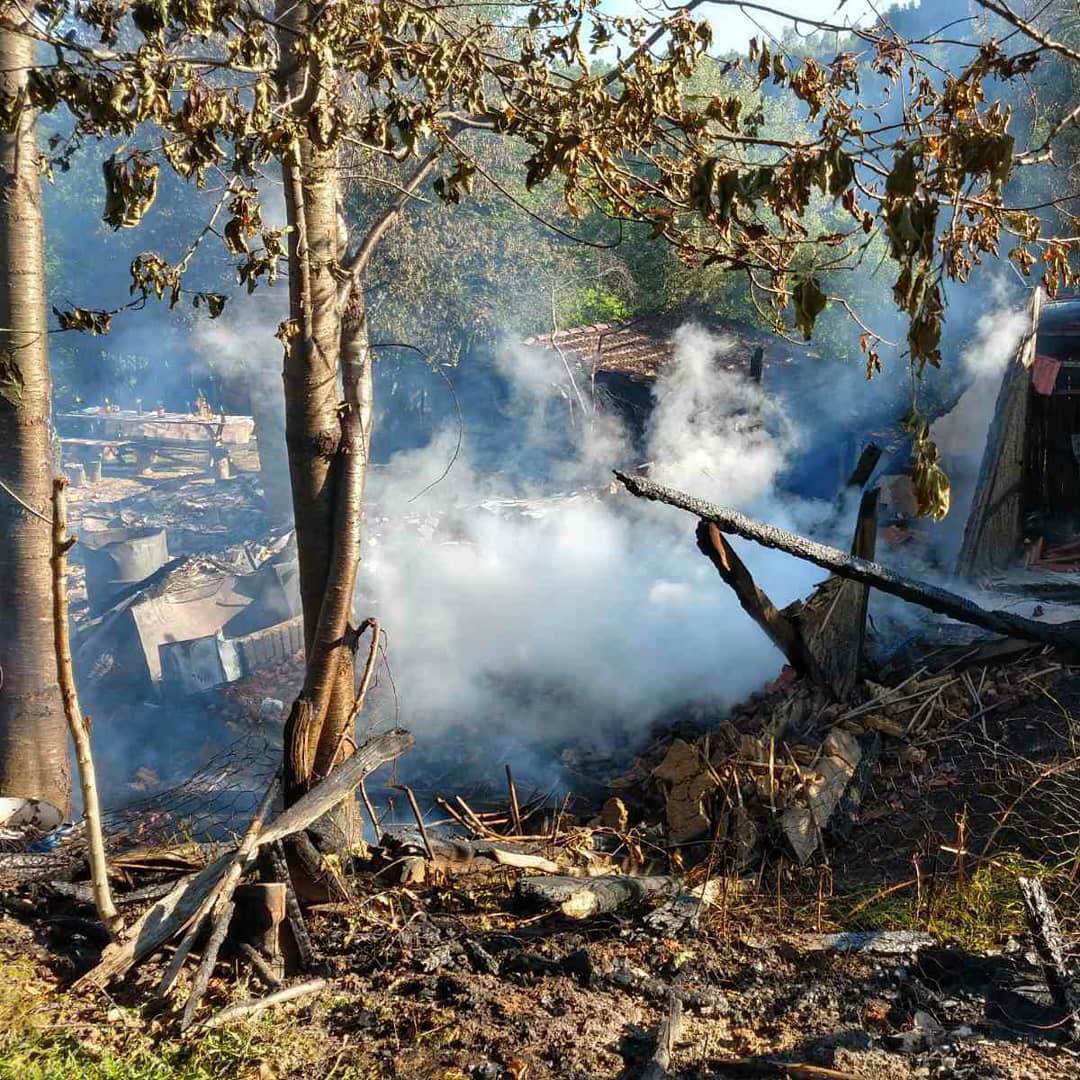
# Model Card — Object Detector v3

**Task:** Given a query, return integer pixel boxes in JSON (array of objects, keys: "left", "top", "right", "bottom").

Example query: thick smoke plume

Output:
[{"left": 361, "top": 326, "right": 835, "bottom": 779}]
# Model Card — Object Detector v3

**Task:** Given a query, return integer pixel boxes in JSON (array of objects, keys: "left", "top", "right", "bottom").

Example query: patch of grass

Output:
[
  {"left": 0, "top": 1026, "right": 267, "bottom": 1080},
  {"left": 840, "top": 851, "right": 1061, "bottom": 952},
  {"left": 0, "top": 957, "right": 49, "bottom": 1044},
  {"left": 0, "top": 966, "right": 313, "bottom": 1080}
]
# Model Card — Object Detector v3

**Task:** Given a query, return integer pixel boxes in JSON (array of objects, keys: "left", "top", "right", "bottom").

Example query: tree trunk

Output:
[
  {"left": 0, "top": 17, "right": 70, "bottom": 816},
  {"left": 274, "top": 3, "right": 364, "bottom": 812}
]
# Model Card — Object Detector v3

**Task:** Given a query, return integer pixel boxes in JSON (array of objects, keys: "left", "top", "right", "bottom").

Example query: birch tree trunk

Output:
[{"left": 0, "top": 17, "right": 70, "bottom": 816}]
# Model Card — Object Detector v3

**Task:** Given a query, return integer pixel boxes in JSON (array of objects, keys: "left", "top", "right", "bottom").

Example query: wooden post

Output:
[
  {"left": 791, "top": 487, "right": 880, "bottom": 699},
  {"left": 50, "top": 477, "right": 121, "bottom": 934}
]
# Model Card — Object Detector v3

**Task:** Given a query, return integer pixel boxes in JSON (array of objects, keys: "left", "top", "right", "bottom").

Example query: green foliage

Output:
[
  {"left": 557, "top": 286, "right": 631, "bottom": 327},
  {"left": 843, "top": 852, "right": 1062, "bottom": 954}
]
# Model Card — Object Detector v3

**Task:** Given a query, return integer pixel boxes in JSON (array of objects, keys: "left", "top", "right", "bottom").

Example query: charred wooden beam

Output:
[
  {"left": 616, "top": 473, "right": 1080, "bottom": 651},
  {"left": 845, "top": 443, "right": 882, "bottom": 489},
  {"left": 749, "top": 346, "right": 764, "bottom": 383},
  {"left": 695, "top": 520, "right": 814, "bottom": 677}
]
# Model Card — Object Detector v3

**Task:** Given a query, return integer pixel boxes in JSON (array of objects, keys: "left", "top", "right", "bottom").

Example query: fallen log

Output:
[
  {"left": 616, "top": 473, "right": 1080, "bottom": 651},
  {"left": 641, "top": 992, "right": 683, "bottom": 1080},
  {"left": 515, "top": 875, "right": 677, "bottom": 919},
  {"left": 385, "top": 830, "right": 565, "bottom": 884},
  {"left": 1018, "top": 877, "right": 1080, "bottom": 1040}
]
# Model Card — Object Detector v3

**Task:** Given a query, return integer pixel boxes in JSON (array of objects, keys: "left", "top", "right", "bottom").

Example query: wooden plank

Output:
[{"left": 957, "top": 288, "right": 1042, "bottom": 576}]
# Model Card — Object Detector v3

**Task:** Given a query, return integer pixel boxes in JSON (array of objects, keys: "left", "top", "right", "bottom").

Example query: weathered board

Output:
[{"left": 956, "top": 289, "right": 1042, "bottom": 577}]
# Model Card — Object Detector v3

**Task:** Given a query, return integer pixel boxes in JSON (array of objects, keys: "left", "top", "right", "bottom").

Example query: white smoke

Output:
[
  {"left": 930, "top": 282, "right": 1031, "bottom": 557},
  {"left": 360, "top": 324, "right": 833, "bottom": 775}
]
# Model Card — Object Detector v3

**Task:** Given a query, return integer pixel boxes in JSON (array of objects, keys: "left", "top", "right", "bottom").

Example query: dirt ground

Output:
[{"left": 2, "top": 860, "right": 1078, "bottom": 1079}]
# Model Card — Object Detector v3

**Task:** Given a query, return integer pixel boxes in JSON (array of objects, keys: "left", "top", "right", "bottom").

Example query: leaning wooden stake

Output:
[
  {"left": 1018, "top": 876, "right": 1080, "bottom": 1040},
  {"left": 617, "top": 472, "right": 1080, "bottom": 650},
  {"left": 50, "top": 477, "right": 121, "bottom": 935},
  {"left": 641, "top": 991, "right": 684, "bottom": 1080},
  {"left": 80, "top": 730, "right": 413, "bottom": 989}
]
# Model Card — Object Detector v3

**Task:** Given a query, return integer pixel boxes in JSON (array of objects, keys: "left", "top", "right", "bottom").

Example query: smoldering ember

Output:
[{"left": 6, "top": 4, "right": 1080, "bottom": 1080}]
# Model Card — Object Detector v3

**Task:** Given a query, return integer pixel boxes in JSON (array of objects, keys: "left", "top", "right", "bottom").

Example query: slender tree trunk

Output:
[
  {"left": 0, "top": 18, "right": 70, "bottom": 815},
  {"left": 274, "top": 3, "right": 359, "bottom": 809}
]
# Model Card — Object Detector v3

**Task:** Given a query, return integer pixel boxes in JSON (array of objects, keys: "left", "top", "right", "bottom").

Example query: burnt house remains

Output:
[{"left": 959, "top": 290, "right": 1080, "bottom": 577}]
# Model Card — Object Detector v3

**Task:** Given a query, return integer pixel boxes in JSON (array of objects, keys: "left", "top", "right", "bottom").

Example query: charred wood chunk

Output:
[{"left": 513, "top": 875, "right": 678, "bottom": 919}]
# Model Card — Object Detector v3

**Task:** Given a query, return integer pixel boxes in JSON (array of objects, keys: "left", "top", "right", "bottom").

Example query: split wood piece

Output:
[
  {"left": 695, "top": 521, "right": 813, "bottom": 678},
  {"left": 617, "top": 472, "right": 1080, "bottom": 651},
  {"left": 197, "top": 978, "right": 326, "bottom": 1032},
  {"left": 514, "top": 875, "right": 678, "bottom": 919},
  {"left": 641, "top": 992, "right": 683, "bottom": 1080},
  {"left": 50, "top": 477, "right": 120, "bottom": 935},
  {"left": 259, "top": 729, "right": 415, "bottom": 848},
  {"left": 180, "top": 898, "right": 234, "bottom": 1030},
  {"left": 238, "top": 942, "right": 282, "bottom": 989},
  {"left": 76, "top": 853, "right": 232, "bottom": 989},
  {"left": 269, "top": 840, "right": 314, "bottom": 970},
  {"left": 1017, "top": 876, "right": 1080, "bottom": 1040},
  {"left": 790, "top": 487, "right": 879, "bottom": 700},
  {"left": 232, "top": 883, "right": 286, "bottom": 980},
  {"left": 158, "top": 777, "right": 279, "bottom": 1000},
  {"left": 82, "top": 730, "right": 412, "bottom": 988}
]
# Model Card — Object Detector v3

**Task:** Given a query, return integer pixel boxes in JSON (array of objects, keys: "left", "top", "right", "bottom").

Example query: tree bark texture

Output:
[
  {"left": 0, "top": 18, "right": 70, "bottom": 815},
  {"left": 275, "top": 2, "right": 362, "bottom": 805}
]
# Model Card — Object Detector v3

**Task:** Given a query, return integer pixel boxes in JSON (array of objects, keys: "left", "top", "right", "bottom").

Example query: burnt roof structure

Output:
[{"left": 523, "top": 309, "right": 807, "bottom": 384}]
